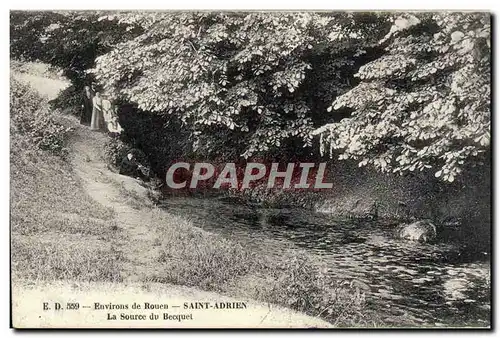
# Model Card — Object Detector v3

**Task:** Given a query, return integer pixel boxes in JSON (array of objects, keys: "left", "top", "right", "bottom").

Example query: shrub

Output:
[
  {"left": 10, "top": 76, "right": 69, "bottom": 155},
  {"left": 104, "top": 137, "right": 130, "bottom": 167},
  {"left": 49, "top": 84, "right": 85, "bottom": 117}
]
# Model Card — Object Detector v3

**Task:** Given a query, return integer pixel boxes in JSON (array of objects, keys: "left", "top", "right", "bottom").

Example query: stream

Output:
[{"left": 159, "top": 196, "right": 491, "bottom": 327}]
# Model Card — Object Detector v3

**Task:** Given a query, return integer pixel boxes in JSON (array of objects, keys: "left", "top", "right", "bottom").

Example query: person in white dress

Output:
[
  {"left": 102, "top": 98, "right": 124, "bottom": 135},
  {"left": 90, "top": 91, "right": 103, "bottom": 131}
]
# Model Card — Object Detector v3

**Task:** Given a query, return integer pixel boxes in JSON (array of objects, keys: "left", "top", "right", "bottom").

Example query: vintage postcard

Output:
[{"left": 10, "top": 10, "right": 491, "bottom": 329}]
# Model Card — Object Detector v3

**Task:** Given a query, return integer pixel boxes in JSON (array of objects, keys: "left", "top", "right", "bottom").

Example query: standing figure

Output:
[
  {"left": 80, "top": 85, "right": 93, "bottom": 125},
  {"left": 90, "top": 91, "right": 103, "bottom": 131},
  {"left": 102, "top": 99, "right": 124, "bottom": 136}
]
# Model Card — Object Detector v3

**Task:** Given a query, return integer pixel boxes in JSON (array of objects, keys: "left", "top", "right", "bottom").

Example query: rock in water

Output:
[{"left": 396, "top": 220, "right": 437, "bottom": 243}]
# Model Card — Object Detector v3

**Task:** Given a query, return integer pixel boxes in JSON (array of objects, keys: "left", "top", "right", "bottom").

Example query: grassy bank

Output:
[
  {"left": 11, "top": 75, "right": 125, "bottom": 283},
  {"left": 11, "top": 139, "right": 125, "bottom": 283},
  {"left": 10, "top": 69, "right": 383, "bottom": 327}
]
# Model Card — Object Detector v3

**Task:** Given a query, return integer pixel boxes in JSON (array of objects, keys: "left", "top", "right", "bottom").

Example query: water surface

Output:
[{"left": 160, "top": 197, "right": 490, "bottom": 327}]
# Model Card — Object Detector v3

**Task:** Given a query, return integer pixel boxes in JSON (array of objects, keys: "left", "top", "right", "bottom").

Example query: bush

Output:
[
  {"left": 49, "top": 84, "right": 85, "bottom": 117},
  {"left": 104, "top": 137, "right": 130, "bottom": 167},
  {"left": 11, "top": 76, "right": 68, "bottom": 155}
]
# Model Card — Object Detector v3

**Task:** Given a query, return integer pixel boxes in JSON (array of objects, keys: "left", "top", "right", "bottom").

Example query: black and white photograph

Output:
[{"left": 9, "top": 9, "right": 491, "bottom": 329}]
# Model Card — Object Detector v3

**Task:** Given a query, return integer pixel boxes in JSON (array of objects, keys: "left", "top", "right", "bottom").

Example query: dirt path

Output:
[
  {"left": 13, "top": 69, "right": 162, "bottom": 282},
  {"left": 13, "top": 69, "right": 165, "bottom": 281},
  {"left": 11, "top": 69, "right": 333, "bottom": 328},
  {"left": 69, "top": 122, "right": 163, "bottom": 282}
]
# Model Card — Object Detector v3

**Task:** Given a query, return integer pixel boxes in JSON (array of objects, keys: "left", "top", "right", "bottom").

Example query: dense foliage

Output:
[
  {"left": 10, "top": 11, "right": 490, "bottom": 182},
  {"left": 92, "top": 12, "right": 388, "bottom": 160},
  {"left": 315, "top": 13, "right": 491, "bottom": 182},
  {"left": 10, "top": 10, "right": 142, "bottom": 117},
  {"left": 11, "top": 76, "right": 68, "bottom": 155}
]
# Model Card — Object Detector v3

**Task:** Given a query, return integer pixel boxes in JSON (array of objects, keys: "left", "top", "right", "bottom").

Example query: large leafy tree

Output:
[
  {"left": 315, "top": 12, "right": 491, "bottom": 182},
  {"left": 13, "top": 11, "right": 489, "bottom": 183},
  {"left": 92, "top": 12, "right": 388, "bottom": 160},
  {"left": 10, "top": 11, "right": 141, "bottom": 86}
]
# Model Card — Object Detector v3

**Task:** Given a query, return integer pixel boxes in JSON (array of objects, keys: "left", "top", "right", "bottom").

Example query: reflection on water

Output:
[{"left": 160, "top": 197, "right": 490, "bottom": 327}]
